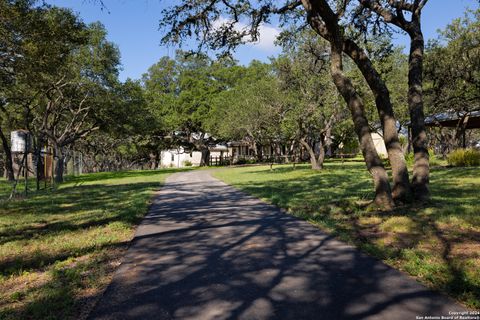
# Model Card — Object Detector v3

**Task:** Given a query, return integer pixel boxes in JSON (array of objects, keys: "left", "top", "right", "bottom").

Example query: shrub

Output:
[
  {"left": 379, "top": 153, "right": 390, "bottom": 168},
  {"left": 235, "top": 158, "right": 247, "bottom": 165},
  {"left": 183, "top": 160, "right": 193, "bottom": 167},
  {"left": 447, "top": 149, "right": 480, "bottom": 167},
  {"left": 404, "top": 149, "right": 439, "bottom": 166},
  {"left": 405, "top": 152, "right": 415, "bottom": 166}
]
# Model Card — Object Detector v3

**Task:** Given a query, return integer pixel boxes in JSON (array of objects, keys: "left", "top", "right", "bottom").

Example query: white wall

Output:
[
  {"left": 371, "top": 133, "right": 388, "bottom": 157},
  {"left": 160, "top": 147, "right": 229, "bottom": 168},
  {"left": 160, "top": 149, "right": 202, "bottom": 168}
]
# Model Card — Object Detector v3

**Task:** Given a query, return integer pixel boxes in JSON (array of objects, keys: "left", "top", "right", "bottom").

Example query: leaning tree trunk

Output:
[
  {"left": 344, "top": 40, "right": 411, "bottom": 202},
  {"left": 408, "top": 26, "right": 430, "bottom": 201},
  {"left": 0, "top": 128, "right": 15, "bottom": 181},
  {"left": 200, "top": 148, "right": 210, "bottom": 166},
  {"left": 302, "top": 0, "right": 393, "bottom": 208},
  {"left": 299, "top": 138, "right": 324, "bottom": 170},
  {"left": 329, "top": 41, "right": 394, "bottom": 209}
]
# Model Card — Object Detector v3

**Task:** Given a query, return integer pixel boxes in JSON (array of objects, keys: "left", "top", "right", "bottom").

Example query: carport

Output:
[{"left": 408, "top": 110, "right": 480, "bottom": 149}]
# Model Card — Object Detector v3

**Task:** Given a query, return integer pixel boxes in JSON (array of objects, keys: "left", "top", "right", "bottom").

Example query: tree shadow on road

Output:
[{"left": 89, "top": 178, "right": 464, "bottom": 319}]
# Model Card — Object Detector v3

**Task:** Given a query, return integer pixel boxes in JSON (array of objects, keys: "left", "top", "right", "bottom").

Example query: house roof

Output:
[
  {"left": 227, "top": 141, "right": 251, "bottom": 147},
  {"left": 407, "top": 110, "right": 480, "bottom": 129}
]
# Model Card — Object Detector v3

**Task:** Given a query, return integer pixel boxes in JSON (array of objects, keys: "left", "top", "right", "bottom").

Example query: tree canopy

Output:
[{"left": 1, "top": 0, "right": 478, "bottom": 207}]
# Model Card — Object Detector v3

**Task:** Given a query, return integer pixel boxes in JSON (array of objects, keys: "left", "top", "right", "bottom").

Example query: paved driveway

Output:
[{"left": 89, "top": 170, "right": 466, "bottom": 319}]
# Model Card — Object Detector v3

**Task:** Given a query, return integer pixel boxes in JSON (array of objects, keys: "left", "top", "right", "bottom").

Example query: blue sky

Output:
[{"left": 48, "top": 0, "right": 479, "bottom": 81}]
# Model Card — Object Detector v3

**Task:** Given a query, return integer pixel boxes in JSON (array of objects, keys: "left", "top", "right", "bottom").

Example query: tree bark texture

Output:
[
  {"left": 408, "top": 26, "right": 430, "bottom": 200},
  {"left": 55, "top": 146, "right": 65, "bottom": 183},
  {"left": 329, "top": 45, "right": 394, "bottom": 209},
  {"left": 200, "top": 148, "right": 210, "bottom": 166},
  {"left": 344, "top": 40, "right": 411, "bottom": 202},
  {"left": 357, "top": 0, "right": 431, "bottom": 201},
  {"left": 302, "top": 0, "right": 394, "bottom": 209},
  {"left": 299, "top": 138, "right": 324, "bottom": 170}
]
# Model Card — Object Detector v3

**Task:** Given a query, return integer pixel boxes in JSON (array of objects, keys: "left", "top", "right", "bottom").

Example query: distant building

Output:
[{"left": 159, "top": 144, "right": 230, "bottom": 168}]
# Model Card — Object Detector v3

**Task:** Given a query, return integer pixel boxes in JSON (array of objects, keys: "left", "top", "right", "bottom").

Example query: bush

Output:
[
  {"left": 404, "top": 149, "right": 439, "bottom": 167},
  {"left": 447, "top": 149, "right": 480, "bottom": 167},
  {"left": 235, "top": 158, "right": 247, "bottom": 165},
  {"left": 183, "top": 160, "right": 192, "bottom": 167},
  {"left": 379, "top": 153, "right": 390, "bottom": 168},
  {"left": 405, "top": 152, "right": 415, "bottom": 166},
  {"left": 235, "top": 158, "right": 257, "bottom": 165}
]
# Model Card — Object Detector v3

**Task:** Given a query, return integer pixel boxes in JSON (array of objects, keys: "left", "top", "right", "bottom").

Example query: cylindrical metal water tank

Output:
[{"left": 11, "top": 130, "right": 31, "bottom": 153}]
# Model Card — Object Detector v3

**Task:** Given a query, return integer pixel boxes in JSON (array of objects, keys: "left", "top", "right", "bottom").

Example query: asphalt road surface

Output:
[{"left": 89, "top": 170, "right": 467, "bottom": 320}]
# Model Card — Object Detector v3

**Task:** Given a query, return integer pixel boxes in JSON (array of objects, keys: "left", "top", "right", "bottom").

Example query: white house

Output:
[
  {"left": 159, "top": 144, "right": 230, "bottom": 168},
  {"left": 160, "top": 147, "right": 200, "bottom": 168}
]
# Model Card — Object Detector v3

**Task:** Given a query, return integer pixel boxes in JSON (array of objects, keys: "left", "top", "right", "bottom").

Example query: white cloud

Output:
[
  {"left": 250, "top": 24, "right": 280, "bottom": 51},
  {"left": 212, "top": 17, "right": 280, "bottom": 52}
]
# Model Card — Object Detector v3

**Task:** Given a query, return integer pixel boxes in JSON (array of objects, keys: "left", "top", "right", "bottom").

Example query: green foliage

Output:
[
  {"left": 208, "top": 31, "right": 353, "bottom": 163},
  {"left": 1, "top": 1, "right": 127, "bottom": 180},
  {"left": 404, "top": 150, "right": 441, "bottom": 167},
  {"left": 183, "top": 160, "right": 192, "bottom": 167},
  {"left": 235, "top": 158, "right": 248, "bottom": 165},
  {"left": 424, "top": 8, "right": 480, "bottom": 114},
  {"left": 209, "top": 60, "right": 284, "bottom": 144},
  {"left": 404, "top": 152, "right": 415, "bottom": 166},
  {"left": 273, "top": 32, "right": 347, "bottom": 151},
  {"left": 447, "top": 149, "right": 480, "bottom": 167}
]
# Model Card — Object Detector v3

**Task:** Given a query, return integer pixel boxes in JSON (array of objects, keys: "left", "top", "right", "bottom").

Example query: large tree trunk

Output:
[
  {"left": 357, "top": 0, "right": 430, "bottom": 201},
  {"left": 254, "top": 143, "right": 263, "bottom": 162},
  {"left": 330, "top": 47, "right": 393, "bottom": 209},
  {"left": 344, "top": 40, "right": 411, "bottom": 202},
  {"left": 408, "top": 26, "right": 430, "bottom": 201},
  {"left": 302, "top": 0, "right": 394, "bottom": 209},
  {"left": 299, "top": 138, "right": 324, "bottom": 170},
  {"left": 200, "top": 148, "right": 210, "bottom": 166},
  {"left": 0, "top": 128, "right": 15, "bottom": 181}
]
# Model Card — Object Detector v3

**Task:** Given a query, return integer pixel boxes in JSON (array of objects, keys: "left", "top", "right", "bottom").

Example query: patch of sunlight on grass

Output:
[
  {"left": 379, "top": 216, "right": 417, "bottom": 233},
  {"left": 0, "top": 168, "right": 189, "bottom": 320},
  {"left": 213, "top": 161, "right": 480, "bottom": 309}
]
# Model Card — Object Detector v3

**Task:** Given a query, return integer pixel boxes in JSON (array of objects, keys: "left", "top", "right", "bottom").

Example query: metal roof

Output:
[{"left": 407, "top": 110, "right": 480, "bottom": 129}]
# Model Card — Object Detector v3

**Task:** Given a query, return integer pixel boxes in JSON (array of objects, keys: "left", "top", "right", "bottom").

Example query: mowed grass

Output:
[
  {"left": 213, "top": 161, "right": 480, "bottom": 308},
  {"left": 0, "top": 169, "right": 186, "bottom": 320}
]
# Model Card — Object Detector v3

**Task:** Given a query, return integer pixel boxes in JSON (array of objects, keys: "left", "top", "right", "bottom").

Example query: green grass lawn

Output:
[
  {"left": 0, "top": 169, "right": 186, "bottom": 320},
  {"left": 213, "top": 161, "right": 480, "bottom": 309}
]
